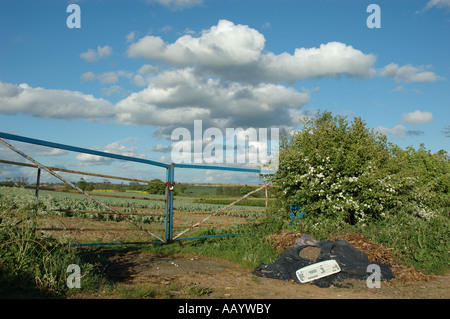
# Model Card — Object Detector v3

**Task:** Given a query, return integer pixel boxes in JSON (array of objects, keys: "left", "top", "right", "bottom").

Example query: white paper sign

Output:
[{"left": 296, "top": 260, "right": 341, "bottom": 283}]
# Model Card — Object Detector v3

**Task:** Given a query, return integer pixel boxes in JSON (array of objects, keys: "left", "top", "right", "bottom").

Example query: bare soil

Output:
[{"left": 65, "top": 229, "right": 449, "bottom": 299}]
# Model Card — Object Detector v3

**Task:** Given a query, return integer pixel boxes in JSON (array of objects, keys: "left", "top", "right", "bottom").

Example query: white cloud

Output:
[
  {"left": 148, "top": 144, "right": 172, "bottom": 152},
  {"left": 81, "top": 71, "right": 135, "bottom": 85},
  {"left": 0, "top": 61, "right": 310, "bottom": 138},
  {"left": 80, "top": 71, "right": 96, "bottom": 81},
  {"left": 75, "top": 141, "right": 144, "bottom": 166},
  {"left": 98, "top": 72, "right": 120, "bottom": 84},
  {"left": 128, "top": 20, "right": 376, "bottom": 83},
  {"left": 375, "top": 125, "right": 406, "bottom": 136},
  {"left": 0, "top": 81, "right": 114, "bottom": 120},
  {"left": 380, "top": 63, "right": 444, "bottom": 83},
  {"left": 126, "top": 31, "right": 137, "bottom": 43},
  {"left": 128, "top": 20, "right": 265, "bottom": 68},
  {"left": 35, "top": 148, "right": 68, "bottom": 156},
  {"left": 133, "top": 75, "right": 147, "bottom": 86},
  {"left": 137, "top": 64, "right": 160, "bottom": 74},
  {"left": 146, "top": 0, "right": 204, "bottom": 9},
  {"left": 423, "top": 0, "right": 450, "bottom": 11},
  {"left": 259, "top": 41, "right": 376, "bottom": 82},
  {"left": 0, "top": 143, "right": 67, "bottom": 162},
  {"left": 80, "top": 45, "right": 113, "bottom": 63},
  {"left": 375, "top": 124, "right": 428, "bottom": 140},
  {"left": 114, "top": 68, "right": 310, "bottom": 136},
  {"left": 401, "top": 110, "right": 434, "bottom": 124},
  {"left": 102, "top": 85, "right": 124, "bottom": 97}
]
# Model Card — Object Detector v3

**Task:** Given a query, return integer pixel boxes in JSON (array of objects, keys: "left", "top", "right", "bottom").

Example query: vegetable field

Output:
[{"left": 0, "top": 185, "right": 268, "bottom": 245}]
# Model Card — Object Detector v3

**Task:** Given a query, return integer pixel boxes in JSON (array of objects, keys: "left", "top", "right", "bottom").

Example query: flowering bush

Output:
[{"left": 272, "top": 111, "right": 449, "bottom": 226}]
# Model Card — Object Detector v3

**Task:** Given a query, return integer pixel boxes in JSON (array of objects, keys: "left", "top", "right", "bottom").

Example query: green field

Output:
[{"left": 0, "top": 186, "right": 267, "bottom": 225}]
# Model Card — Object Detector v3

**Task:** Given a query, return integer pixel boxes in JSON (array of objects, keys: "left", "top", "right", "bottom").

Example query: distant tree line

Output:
[{"left": 216, "top": 186, "right": 267, "bottom": 198}]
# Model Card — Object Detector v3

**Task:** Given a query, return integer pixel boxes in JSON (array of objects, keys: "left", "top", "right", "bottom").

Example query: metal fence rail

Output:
[{"left": 0, "top": 131, "right": 277, "bottom": 246}]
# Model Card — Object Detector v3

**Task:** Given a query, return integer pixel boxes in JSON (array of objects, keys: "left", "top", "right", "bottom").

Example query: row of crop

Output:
[
  {"left": 0, "top": 187, "right": 265, "bottom": 225},
  {"left": 40, "top": 189, "right": 264, "bottom": 213}
]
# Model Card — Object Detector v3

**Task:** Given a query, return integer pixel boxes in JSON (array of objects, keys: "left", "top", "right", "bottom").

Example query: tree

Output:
[
  {"left": 77, "top": 178, "right": 87, "bottom": 191},
  {"left": 146, "top": 179, "right": 166, "bottom": 195}
]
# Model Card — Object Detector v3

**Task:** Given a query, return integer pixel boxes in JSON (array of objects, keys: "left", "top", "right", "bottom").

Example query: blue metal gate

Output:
[{"left": 0, "top": 131, "right": 270, "bottom": 246}]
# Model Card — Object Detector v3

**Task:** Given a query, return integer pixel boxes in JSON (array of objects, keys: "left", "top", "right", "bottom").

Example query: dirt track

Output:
[
  {"left": 72, "top": 250, "right": 449, "bottom": 299},
  {"left": 39, "top": 218, "right": 448, "bottom": 299}
]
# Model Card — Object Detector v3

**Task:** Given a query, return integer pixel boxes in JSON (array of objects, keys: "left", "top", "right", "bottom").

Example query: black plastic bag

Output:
[{"left": 253, "top": 238, "right": 394, "bottom": 288}]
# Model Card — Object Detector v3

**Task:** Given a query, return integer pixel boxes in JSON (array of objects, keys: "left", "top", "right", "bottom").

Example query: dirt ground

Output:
[
  {"left": 90, "top": 252, "right": 448, "bottom": 299},
  {"left": 66, "top": 230, "right": 449, "bottom": 299},
  {"left": 38, "top": 212, "right": 250, "bottom": 244}
]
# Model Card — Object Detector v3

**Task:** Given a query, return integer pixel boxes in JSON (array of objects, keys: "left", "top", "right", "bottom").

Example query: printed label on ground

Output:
[{"left": 295, "top": 259, "right": 341, "bottom": 283}]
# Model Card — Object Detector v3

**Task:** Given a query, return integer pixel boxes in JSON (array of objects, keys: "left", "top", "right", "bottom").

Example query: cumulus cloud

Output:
[
  {"left": 137, "top": 64, "right": 160, "bottom": 74},
  {"left": 259, "top": 41, "right": 376, "bottom": 82},
  {"left": 148, "top": 144, "right": 172, "bottom": 152},
  {"left": 375, "top": 125, "right": 406, "bottom": 137},
  {"left": 75, "top": 140, "right": 145, "bottom": 166},
  {"left": 133, "top": 75, "right": 147, "bottom": 86},
  {"left": 81, "top": 70, "right": 137, "bottom": 86},
  {"left": 1, "top": 71, "right": 306, "bottom": 137},
  {"left": 80, "top": 45, "right": 113, "bottom": 63},
  {"left": 114, "top": 68, "right": 310, "bottom": 137},
  {"left": 380, "top": 63, "right": 444, "bottom": 83},
  {"left": 0, "top": 81, "right": 114, "bottom": 120},
  {"left": 127, "top": 19, "right": 376, "bottom": 83},
  {"left": 401, "top": 110, "right": 434, "bottom": 124},
  {"left": 376, "top": 122, "right": 430, "bottom": 140},
  {"left": 128, "top": 20, "right": 265, "bottom": 67}
]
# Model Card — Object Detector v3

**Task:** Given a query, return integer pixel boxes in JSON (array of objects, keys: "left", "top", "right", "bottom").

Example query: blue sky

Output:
[{"left": 0, "top": 0, "right": 449, "bottom": 185}]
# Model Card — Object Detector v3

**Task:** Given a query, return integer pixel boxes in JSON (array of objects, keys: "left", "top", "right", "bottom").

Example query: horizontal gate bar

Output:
[
  {"left": 173, "top": 233, "right": 241, "bottom": 241},
  {"left": 0, "top": 131, "right": 170, "bottom": 168},
  {"left": 0, "top": 159, "right": 165, "bottom": 185},
  {"left": 71, "top": 241, "right": 160, "bottom": 247},
  {"left": 174, "top": 197, "right": 275, "bottom": 201},
  {"left": 69, "top": 233, "right": 242, "bottom": 246},
  {"left": 174, "top": 162, "right": 268, "bottom": 173},
  {"left": 53, "top": 209, "right": 166, "bottom": 217},
  {"left": 50, "top": 189, "right": 167, "bottom": 201}
]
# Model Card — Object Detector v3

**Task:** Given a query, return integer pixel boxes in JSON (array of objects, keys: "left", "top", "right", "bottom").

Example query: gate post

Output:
[{"left": 164, "top": 163, "right": 175, "bottom": 243}]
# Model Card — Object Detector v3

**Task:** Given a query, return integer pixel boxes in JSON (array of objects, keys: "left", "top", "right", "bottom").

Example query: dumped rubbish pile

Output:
[{"left": 253, "top": 234, "right": 395, "bottom": 288}]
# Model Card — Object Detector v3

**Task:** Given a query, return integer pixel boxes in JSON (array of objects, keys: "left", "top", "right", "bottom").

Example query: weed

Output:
[
  {"left": 183, "top": 283, "right": 213, "bottom": 297},
  {"left": 114, "top": 283, "right": 171, "bottom": 299}
]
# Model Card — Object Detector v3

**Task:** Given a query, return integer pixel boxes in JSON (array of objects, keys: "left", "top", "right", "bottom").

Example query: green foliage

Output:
[
  {"left": 271, "top": 110, "right": 449, "bottom": 274},
  {"left": 74, "top": 178, "right": 94, "bottom": 192},
  {"left": 0, "top": 187, "right": 102, "bottom": 296},
  {"left": 272, "top": 110, "right": 449, "bottom": 225},
  {"left": 273, "top": 111, "right": 391, "bottom": 224},
  {"left": 360, "top": 212, "right": 449, "bottom": 274},
  {"left": 146, "top": 179, "right": 166, "bottom": 195}
]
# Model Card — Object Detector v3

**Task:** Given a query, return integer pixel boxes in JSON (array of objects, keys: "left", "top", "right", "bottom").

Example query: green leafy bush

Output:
[
  {"left": 272, "top": 111, "right": 448, "bottom": 225},
  {"left": 0, "top": 187, "right": 101, "bottom": 296},
  {"left": 270, "top": 110, "right": 449, "bottom": 274}
]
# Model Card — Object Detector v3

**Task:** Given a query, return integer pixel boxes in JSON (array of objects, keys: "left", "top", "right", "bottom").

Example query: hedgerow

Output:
[{"left": 270, "top": 110, "right": 449, "bottom": 273}]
